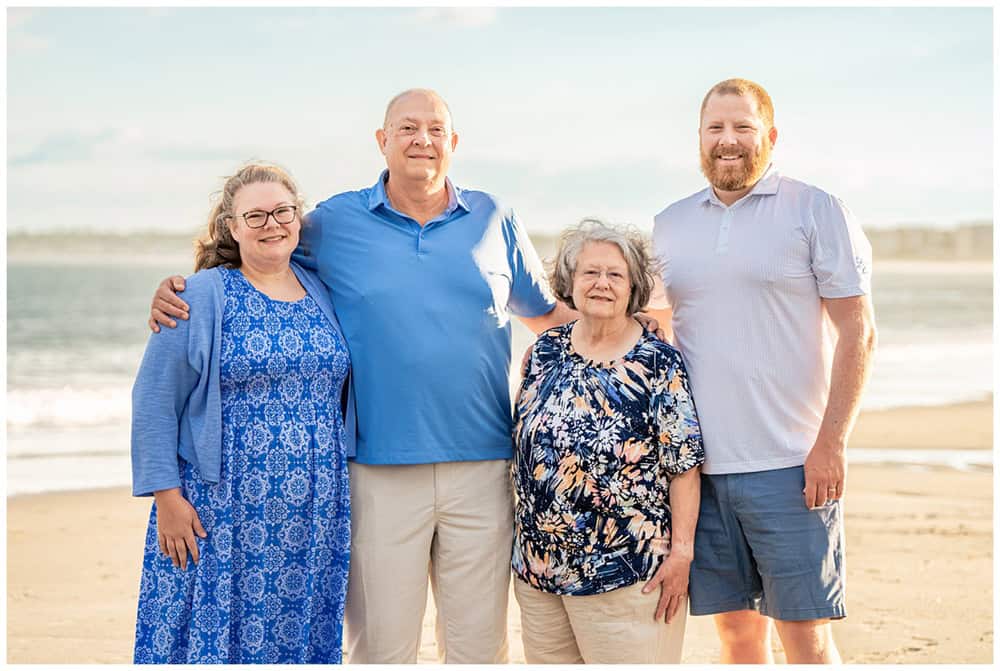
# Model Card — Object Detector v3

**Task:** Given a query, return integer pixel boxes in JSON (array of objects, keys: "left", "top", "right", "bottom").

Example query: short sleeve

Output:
[
  {"left": 650, "top": 348, "right": 705, "bottom": 477},
  {"left": 504, "top": 210, "right": 557, "bottom": 318},
  {"left": 809, "top": 193, "right": 872, "bottom": 299},
  {"left": 292, "top": 208, "right": 323, "bottom": 272}
]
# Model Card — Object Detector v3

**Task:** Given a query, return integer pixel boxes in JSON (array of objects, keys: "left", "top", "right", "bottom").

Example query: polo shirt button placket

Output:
[{"left": 715, "top": 208, "right": 733, "bottom": 255}]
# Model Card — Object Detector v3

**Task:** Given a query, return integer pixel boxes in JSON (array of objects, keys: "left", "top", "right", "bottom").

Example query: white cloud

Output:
[{"left": 405, "top": 7, "right": 498, "bottom": 28}]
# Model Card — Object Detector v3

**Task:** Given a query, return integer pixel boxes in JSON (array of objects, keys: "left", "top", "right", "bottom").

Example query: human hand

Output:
[
  {"left": 641, "top": 553, "right": 691, "bottom": 623},
  {"left": 148, "top": 276, "right": 189, "bottom": 333},
  {"left": 803, "top": 440, "right": 847, "bottom": 509},
  {"left": 634, "top": 312, "right": 666, "bottom": 343},
  {"left": 154, "top": 488, "right": 207, "bottom": 570}
]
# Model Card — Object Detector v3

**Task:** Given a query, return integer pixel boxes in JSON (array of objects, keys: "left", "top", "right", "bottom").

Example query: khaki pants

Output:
[
  {"left": 514, "top": 577, "right": 688, "bottom": 664},
  {"left": 345, "top": 460, "right": 512, "bottom": 664}
]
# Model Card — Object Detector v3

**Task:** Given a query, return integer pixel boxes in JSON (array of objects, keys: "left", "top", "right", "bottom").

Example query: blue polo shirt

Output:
[{"left": 294, "top": 171, "right": 556, "bottom": 465}]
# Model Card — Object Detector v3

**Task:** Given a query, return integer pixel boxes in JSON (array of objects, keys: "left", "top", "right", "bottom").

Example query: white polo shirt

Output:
[{"left": 652, "top": 166, "right": 872, "bottom": 475}]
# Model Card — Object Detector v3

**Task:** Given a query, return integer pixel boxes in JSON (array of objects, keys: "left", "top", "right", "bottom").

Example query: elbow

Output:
[{"left": 861, "top": 317, "right": 878, "bottom": 357}]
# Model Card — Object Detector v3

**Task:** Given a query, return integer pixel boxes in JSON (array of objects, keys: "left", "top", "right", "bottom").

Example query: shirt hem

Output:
[
  {"left": 513, "top": 568, "right": 651, "bottom": 597},
  {"left": 701, "top": 455, "right": 806, "bottom": 475},
  {"left": 512, "top": 299, "right": 558, "bottom": 320},
  {"left": 351, "top": 446, "right": 513, "bottom": 465},
  {"left": 818, "top": 285, "right": 867, "bottom": 299}
]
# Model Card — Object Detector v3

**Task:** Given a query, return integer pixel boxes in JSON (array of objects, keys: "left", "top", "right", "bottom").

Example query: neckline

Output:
[
  {"left": 230, "top": 266, "right": 308, "bottom": 305},
  {"left": 564, "top": 320, "right": 648, "bottom": 369}
]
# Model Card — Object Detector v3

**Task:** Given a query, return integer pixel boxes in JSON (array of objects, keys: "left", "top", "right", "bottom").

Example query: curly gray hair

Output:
[{"left": 549, "top": 218, "right": 659, "bottom": 316}]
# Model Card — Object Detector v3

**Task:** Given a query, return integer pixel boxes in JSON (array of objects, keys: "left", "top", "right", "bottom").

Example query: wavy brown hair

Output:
[{"left": 194, "top": 163, "right": 305, "bottom": 271}]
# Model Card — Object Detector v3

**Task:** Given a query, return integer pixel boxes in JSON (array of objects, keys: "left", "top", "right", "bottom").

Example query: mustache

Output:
[{"left": 710, "top": 147, "right": 749, "bottom": 159}]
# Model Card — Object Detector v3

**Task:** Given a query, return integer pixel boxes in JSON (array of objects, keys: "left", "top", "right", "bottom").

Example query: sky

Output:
[{"left": 6, "top": 6, "right": 995, "bottom": 236}]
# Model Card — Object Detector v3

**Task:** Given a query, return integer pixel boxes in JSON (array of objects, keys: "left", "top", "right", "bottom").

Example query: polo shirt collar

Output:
[
  {"left": 699, "top": 163, "right": 781, "bottom": 207},
  {"left": 367, "top": 169, "right": 470, "bottom": 215},
  {"left": 750, "top": 164, "right": 780, "bottom": 195}
]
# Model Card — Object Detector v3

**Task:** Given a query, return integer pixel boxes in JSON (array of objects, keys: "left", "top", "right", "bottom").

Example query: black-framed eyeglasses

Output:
[{"left": 231, "top": 205, "right": 299, "bottom": 228}]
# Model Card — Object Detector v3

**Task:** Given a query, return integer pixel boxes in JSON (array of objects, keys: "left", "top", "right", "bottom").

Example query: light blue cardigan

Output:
[{"left": 131, "top": 262, "right": 357, "bottom": 496}]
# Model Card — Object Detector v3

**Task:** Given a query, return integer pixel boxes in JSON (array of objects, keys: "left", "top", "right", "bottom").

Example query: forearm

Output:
[
  {"left": 667, "top": 467, "right": 700, "bottom": 560},
  {"left": 517, "top": 300, "right": 579, "bottom": 335},
  {"left": 816, "top": 320, "right": 877, "bottom": 448}
]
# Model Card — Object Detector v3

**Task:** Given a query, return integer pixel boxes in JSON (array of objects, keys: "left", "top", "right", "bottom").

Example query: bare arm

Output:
[
  {"left": 665, "top": 466, "right": 699, "bottom": 561},
  {"left": 642, "top": 466, "right": 700, "bottom": 623},
  {"left": 639, "top": 306, "right": 674, "bottom": 344},
  {"left": 148, "top": 276, "right": 190, "bottom": 332},
  {"left": 802, "top": 294, "right": 877, "bottom": 508},
  {"left": 639, "top": 274, "right": 673, "bottom": 342},
  {"left": 516, "top": 301, "right": 579, "bottom": 335}
]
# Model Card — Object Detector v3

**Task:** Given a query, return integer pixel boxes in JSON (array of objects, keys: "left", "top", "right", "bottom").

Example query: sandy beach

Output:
[
  {"left": 849, "top": 399, "right": 993, "bottom": 451},
  {"left": 6, "top": 400, "right": 993, "bottom": 664}
]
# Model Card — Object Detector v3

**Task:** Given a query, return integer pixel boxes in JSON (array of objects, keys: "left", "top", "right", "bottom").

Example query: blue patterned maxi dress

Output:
[{"left": 134, "top": 267, "right": 351, "bottom": 664}]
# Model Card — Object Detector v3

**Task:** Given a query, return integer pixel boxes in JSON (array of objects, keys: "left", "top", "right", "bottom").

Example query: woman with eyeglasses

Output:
[
  {"left": 511, "top": 219, "right": 704, "bottom": 664},
  {"left": 131, "top": 163, "right": 354, "bottom": 663}
]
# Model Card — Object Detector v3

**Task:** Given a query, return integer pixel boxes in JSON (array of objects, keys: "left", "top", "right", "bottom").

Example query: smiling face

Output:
[
  {"left": 227, "top": 181, "right": 300, "bottom": 272},
  {"left": 572, "top": 241, "right": 633, "bottom": 321},
  {"left": 375, "top": 90, "right": 458, "bottom": 187},
  {"left": 699, "top": 92, "right": 777, "bottom": 194}
]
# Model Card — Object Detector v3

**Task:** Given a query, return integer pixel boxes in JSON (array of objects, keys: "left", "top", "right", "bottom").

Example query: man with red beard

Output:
[{"left": 650, "top": 79, "right": 877, "bottom": 663}]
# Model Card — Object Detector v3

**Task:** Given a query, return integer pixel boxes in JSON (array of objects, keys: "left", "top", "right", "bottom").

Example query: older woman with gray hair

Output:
[{"left": 511, "top": 219, "right": 705, "bottom": 664}]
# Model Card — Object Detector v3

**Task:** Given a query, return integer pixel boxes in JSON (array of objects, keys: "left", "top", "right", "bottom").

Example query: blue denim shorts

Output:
[{"left": 688, "top": 465, "right": 846, "bottom": 621}]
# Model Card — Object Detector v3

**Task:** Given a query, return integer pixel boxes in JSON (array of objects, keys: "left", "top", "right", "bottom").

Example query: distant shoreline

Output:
[{"left": 7, "top": 232, "right": 200, "bottom": 266}]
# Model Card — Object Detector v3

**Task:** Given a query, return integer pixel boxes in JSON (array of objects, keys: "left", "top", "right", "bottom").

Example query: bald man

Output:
[{"left": 150, "top": 89, "right": 576, "bottom": 663}]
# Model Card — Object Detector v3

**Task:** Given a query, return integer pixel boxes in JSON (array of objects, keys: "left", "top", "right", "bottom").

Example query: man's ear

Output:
[
  {"left": 768, "top": 126, "right": 778, "bottom": 148},
  {"left": 375, "top": 128, "right": 387, "bottom": 155}
]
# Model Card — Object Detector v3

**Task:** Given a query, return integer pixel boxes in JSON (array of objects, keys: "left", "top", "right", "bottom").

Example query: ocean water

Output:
[{"left": 6, "top": 248, "right": 993, "bottom": 496}]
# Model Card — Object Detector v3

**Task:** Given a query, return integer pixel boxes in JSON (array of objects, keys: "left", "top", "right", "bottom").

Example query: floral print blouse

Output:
[{"left": 512, "top": 322, "right": 705, "bottom": 596}]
